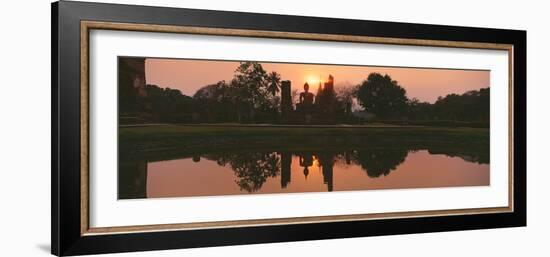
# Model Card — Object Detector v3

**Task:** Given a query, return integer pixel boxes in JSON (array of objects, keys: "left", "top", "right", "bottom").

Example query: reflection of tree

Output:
[
  {"left": 207, "top": 152, "right": 281, "bottom": 193},
  {"left": 193, "top": 145, "right": 485, "bottom": 194},
  {"left": 352, "top": 149, "right": 408, "bottom": 178},
  {"left": 427, "top": 150, "right": 489, "bottom": 164}
]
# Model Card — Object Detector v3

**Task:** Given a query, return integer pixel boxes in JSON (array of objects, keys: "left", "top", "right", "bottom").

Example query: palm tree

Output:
[{"left": 266, "top": 71, "right": 281, "bottom": 96}]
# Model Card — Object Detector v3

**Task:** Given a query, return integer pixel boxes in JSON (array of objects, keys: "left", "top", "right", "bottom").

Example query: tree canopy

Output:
[
  {"left": 120, "top": 60, "right": 490, "bottom": 127},
  {"left": 356, "top": 73, "right": 408, "bottom": 119}
]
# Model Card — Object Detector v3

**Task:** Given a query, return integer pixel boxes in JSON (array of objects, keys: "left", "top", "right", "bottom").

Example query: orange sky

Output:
[{"left": 145, "top": 58, "right": 490, "bottom": 103}]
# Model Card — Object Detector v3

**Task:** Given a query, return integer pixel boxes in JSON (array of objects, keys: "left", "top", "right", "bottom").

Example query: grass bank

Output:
[{"left": 119, "top": 124, "right": 489, "bottom": 158}]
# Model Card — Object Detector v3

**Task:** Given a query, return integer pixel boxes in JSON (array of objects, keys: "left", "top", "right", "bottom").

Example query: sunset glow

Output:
[
  {"left": 146, "top": 151, "right": 489, "bottom": 198},
  {"left": 305, "top": 75, "right": 322, "bottom": 87},
  {"left": 145, "top": 58, "right": 490, "bottom": 103},
  {"left": 119, "top": 57, "right": 491, "bottom": 200}
]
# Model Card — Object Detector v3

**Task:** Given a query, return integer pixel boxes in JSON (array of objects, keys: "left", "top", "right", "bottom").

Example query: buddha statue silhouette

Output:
[{"left": 299, "top": 82, "right": 315, "bottom": 106}]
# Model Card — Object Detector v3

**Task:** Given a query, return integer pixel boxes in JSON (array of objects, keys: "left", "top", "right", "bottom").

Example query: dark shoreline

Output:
[{"left": 118, "top": 125, "right": 489, "bottom": 161}]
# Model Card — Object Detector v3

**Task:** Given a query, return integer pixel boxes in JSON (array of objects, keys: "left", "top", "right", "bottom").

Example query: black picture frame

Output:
[{"left": 52, "top": 1, "right": 526, "bottom": 256}]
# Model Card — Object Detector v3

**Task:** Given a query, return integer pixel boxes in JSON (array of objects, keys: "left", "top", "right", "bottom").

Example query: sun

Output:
[{"left": 305, "top": 75, "right": 322, "bottom": 86}]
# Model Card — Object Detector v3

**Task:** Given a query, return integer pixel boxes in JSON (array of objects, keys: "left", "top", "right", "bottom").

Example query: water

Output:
[{"left": 119, "top": 148, "right": 489, "bottom": 199}]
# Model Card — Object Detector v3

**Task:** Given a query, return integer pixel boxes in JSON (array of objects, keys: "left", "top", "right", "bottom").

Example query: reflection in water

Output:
[
  {"left": 119, "top": 147, "right": 489, "bottom": 199},
  {"left": 215, "top": 152, "right": 281, "bottom": 193},
  {"left": 354, "top": 149, "right": 408, "bottom": 178}
]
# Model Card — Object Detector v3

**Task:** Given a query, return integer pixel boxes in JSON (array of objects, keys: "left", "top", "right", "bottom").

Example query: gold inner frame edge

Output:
[{"left": 80, "top": 20, "right": 515, "bottom": 236}]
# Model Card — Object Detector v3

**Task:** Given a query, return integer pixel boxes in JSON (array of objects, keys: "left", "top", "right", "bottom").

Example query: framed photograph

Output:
[{"left": 52, "top": 1, "right": 526, "bottom": 255}]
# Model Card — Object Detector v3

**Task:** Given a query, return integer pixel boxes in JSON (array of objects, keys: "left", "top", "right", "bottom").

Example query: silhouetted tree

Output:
[
  {"left": 336, "top": 84, "right": 357, "bottom": 105},
  {"left": 193, "top": 81, "right": 234, "bottom": 122},
  {"left": 406, "top": 97, "right": 433, "bottom": 120},
  {"left": 233, "top": 62, "right": 268, "bottom": 107},
  {"left": 134, "top": 84, "right": 195, "bottom": 122},
  {"left": 432, "top": 88, "right": 490, "bottom": 122},
  {"left": 356, "top": 73, "right": 408, "bottom": 119},
  {"left": 231, "top": 62, "right": 283, "bottom": 122},
  {"left": 266, "top": 71, "right": 282, "bottom": 96},
  {"left": 120, "top": 57, "right": 490, "bottom": 127},
  {"left": 336, "top": 84, "right": 357, "bottom": 118}
]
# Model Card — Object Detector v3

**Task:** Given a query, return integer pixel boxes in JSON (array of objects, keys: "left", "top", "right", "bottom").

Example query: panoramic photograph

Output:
[{"left": 118, "top": 57, "right": 490, "bottom": 199}]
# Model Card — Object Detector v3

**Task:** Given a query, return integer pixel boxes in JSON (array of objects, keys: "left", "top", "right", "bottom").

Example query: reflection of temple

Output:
[
  {"left": 118, "top": 160, "right": 148, "bottom": 199},
  {"left": 299, "top": 153, "right": 314, "bottom": 179},
  {"left": 281, "top": 75, "right": 349, "bottom": 124},
  {"left": 119, "top": 145, "right": 487, "bottom": 198},
  {"left": 280, "top": 153, "right": 291, "bottom": 188},
  {"left": 315, "top": 75, "right": 337, "bottom": 117},
  {"left": 316, "top": 153, "right": 334, "bottom": 192},
  {"left": 278, "top": 152, "right": 335, "bottom": 192},
  {"left": 298, "top": 153, "right": 335, "bottom": 192}
]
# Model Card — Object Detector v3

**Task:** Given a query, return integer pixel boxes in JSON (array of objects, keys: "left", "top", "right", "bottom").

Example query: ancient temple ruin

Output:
[{"left": 280, "top": 75, "right": 350, "bottom": 124}]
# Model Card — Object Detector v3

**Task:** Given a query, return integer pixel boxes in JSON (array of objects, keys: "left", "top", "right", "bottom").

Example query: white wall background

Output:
[{"left": 0, "top": 0, "right": 547, "bottom": 256}]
